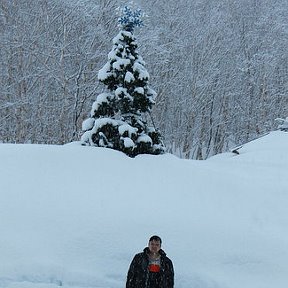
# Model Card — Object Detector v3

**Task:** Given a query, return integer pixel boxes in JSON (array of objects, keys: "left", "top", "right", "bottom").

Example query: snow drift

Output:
[{"left": 0, "top": 131, "right": 287, "bottom": 288}]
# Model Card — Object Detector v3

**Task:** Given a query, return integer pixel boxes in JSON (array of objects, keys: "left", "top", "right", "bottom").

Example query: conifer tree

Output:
[{"left": 81, "top": 5, "right": 165, "bottom": 157}]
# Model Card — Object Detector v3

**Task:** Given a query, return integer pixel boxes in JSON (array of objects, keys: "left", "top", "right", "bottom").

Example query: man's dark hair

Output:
[{"left": 149, "top": 235, "right": 162, "bottom": 244}]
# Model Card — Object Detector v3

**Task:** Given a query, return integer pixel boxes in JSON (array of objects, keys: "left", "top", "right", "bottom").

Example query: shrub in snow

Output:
[
  {"left": 81, "top": 5, "right": 165, "bottom": 157},
  {"left": 275, "top": 117, "right": 288, "bottom": 132}
]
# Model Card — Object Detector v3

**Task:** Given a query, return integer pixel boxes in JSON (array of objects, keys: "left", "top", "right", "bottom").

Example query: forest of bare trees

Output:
[{"left": 1, "top": 0, "right": 288, "bottom": 159}]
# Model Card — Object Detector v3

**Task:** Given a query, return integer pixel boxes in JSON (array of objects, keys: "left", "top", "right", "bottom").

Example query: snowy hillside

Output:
[{"left": 0, "top": 131, "right": 287, "bottom": 288}]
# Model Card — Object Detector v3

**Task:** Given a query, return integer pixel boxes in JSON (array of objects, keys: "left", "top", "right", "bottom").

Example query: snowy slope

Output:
[{"left": 0, "top": 131, "right": 287, "bottom": 288}]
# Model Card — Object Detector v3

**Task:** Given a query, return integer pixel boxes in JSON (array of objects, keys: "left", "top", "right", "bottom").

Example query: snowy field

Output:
[{"left": 0, "top": 131, "right": 287, "bottom": 288}]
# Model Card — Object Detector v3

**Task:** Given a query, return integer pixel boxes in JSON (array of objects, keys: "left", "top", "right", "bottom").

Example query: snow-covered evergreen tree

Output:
[{"left": 81, "top": 5, "right": 165, "bottom": 157}]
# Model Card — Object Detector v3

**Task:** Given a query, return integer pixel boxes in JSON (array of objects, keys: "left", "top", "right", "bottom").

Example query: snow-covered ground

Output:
[{"left": 0, "top": 131, "right": 287, "bottom": 288}]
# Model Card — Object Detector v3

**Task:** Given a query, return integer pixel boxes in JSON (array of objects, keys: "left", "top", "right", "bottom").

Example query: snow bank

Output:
[{"left": 0, "top": 131, "right": 288, "bottom": 288}]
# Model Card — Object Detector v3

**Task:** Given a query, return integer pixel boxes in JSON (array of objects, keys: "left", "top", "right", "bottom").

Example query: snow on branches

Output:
[
  {"left": 81, "top": 4, "right": 165, "bottom": 157},
  {"left": 275, "top": 117, "right": 288, "bottom": 132}
]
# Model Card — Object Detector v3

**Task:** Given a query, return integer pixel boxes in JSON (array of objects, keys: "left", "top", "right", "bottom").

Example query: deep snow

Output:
[{"left": 0, "top": 131, "right": 287, "bottom": 288}]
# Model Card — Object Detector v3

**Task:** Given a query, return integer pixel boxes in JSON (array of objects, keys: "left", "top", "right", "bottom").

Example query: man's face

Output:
[{"left": 148, "top": 240, "right": 161, "bottom": 254}]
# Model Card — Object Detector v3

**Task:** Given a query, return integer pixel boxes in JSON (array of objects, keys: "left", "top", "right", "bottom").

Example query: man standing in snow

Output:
[{"left": 126, "top": 235, "right": 174, "bottom": 288}]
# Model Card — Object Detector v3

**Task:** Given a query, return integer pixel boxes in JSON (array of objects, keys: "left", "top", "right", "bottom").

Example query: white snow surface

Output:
[
  {"left": 134, "top": 87, "right": 144, "bottom": 95},
  {"left": 118, "top": 124, "right": 137, "bottom": 138},
  {"left": 115, "top": 87, "right": 128, "bottom": 98},
  {"left": 0, "top": 131, "right": 288, "bottom": 288},
  {"left": 82, "top": 118, "right": 95, "bottom": 131},
  {"left": 112, "top": 59, "right": 131, "bottom": 70},
  {"left": 98, "top": 63, "right": 112, "bottom": 81},
  {"left": 121, "top": 137, "right": 135, "bottom": 148},
  {"left": 137, "top": 134, "right": 152, "bottom": 144},
  {"left": 133, "top": 62, "right": 149, "bottom": 80},
  {"left": 90, "top": 93, "right": 114, "bottom": 116},
  {"left": 124, "top": 71, "right": 135, "bottom": 83}
]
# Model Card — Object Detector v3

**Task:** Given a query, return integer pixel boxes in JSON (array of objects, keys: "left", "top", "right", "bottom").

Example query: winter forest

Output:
[{"left": 1, "top": 0, "right": 288, "bottom": 159}]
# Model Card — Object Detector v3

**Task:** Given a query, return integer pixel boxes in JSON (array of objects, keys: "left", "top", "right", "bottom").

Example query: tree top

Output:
[{"left": 117, "top": 4, "right": 144, "bottom": 32}]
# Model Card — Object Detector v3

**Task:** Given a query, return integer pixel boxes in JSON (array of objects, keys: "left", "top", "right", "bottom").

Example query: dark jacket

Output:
[{"left": 126, "top": 247, "right": 174, "bottom": 288}]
